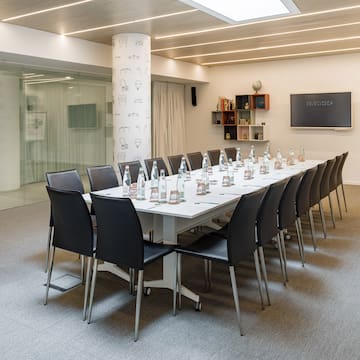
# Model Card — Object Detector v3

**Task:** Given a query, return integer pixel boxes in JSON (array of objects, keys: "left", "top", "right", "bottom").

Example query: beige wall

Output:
[{"left": 185, "top": 52, "right": 360, "bottom": 184}]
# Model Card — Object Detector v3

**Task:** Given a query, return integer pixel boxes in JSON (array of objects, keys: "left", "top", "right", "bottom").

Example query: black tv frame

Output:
[{"left": 290, "top": 92, "right": 352, "bottom": 130}]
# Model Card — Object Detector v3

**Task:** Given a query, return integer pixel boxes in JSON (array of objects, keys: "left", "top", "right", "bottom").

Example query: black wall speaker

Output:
[{"left": 191, "top": 86, "right": 197, "bottom": 106}]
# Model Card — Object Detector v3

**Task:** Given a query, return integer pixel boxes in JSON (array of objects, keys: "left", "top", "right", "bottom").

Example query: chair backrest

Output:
[
  {"left": 118, "top": 160, "right": 142, "bottom": 183},
  {"left": 187, "top": 152, "right": 203, "bottom": 170},
  {"left": 227, "top": 188, "right": 267, "bottom": 265},
  {"left": 296, "top": 167, "right": 317, "bottom": 217},
  {"left": 329, "top": 155, "right": 342, "bottom": 192},
  {"left": 144, "top": 157, "right": 169, "bottom": 178},
  {"left": 320, "top": 158, "right": 336, "bottom": 199},
  {"left": 257, "top": 178, "right": 288, "bottom": 246},
  {"left": 224, "top": 147, "right": 237, "bottom": 162},
  {"left": 167, "top": 154, "right": 184, "bottom": 175},
  {"left": 337, "top": 151, "right": 348, "bottom": 186},
  {"left": 208, "top": 149, "right": 220, "bottom": 166},
  {"left": 278, "top": 172, "right": 303, "bottom": 230},
  {"left": 46, "top": 187, "right": 94, "bottom": 257},
  {"left": 87, "top": 165, "right": 119, "bottom": 191},
  {"left": 45, "top": 169, "right": 85, "bottom": 226},
  {"left": 46, "top": 169, "right": 84, "bottom": 193},
  {"left": 90, "top": 194, "right": 145, "bottom": 270},
  {"left": 309, "top": 162, "right": 327, "bottom": 207}
]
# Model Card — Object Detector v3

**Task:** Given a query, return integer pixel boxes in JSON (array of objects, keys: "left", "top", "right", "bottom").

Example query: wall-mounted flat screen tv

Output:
[
  {"left": 290, "top": 92, "right": 351, "bottom": 129},
  {"left": 68, "top": 103, "right": 97, "bottom": 129}
]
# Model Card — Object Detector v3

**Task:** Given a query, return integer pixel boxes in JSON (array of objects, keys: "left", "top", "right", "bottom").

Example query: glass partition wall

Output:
[{"left": 0, "top": 65, "right": 112, "bottom": 210}]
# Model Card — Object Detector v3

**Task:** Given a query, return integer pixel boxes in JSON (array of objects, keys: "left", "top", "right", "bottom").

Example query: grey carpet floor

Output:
[{"left": 1, "top": 185, "right": 359, "bottom": 360}]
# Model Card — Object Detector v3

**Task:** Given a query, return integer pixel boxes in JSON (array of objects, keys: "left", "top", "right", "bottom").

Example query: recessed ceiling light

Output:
[
  {"left": 174, "top": 35, "right": 360, "bottom": 59},
  {"left": 64, "top": 9, "right": 198, "bottom": 35},
  {"left": 178, "top": 0, "right": 298, "bottom": 24},
  {"left": 24, "top": 76, "right": 73, "bottom": 85},
  {"left": 2, "top": 0, "right": 92, "bottom": 21},
  {"left": 22, "top": 74, "right": 45, "bottom": 79},
  {"left": 201, "top": 47, "right": 360, "bottom": 65},
  {"left": 152, "top": 21, "right": 360, "bottom": 53}
]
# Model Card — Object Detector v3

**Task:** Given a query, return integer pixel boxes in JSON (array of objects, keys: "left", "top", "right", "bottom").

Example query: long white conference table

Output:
[{"left": 84, "top": 159, "right": 321, "bottom": 305}]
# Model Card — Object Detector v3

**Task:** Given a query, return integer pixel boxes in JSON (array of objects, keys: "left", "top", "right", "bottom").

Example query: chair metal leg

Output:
[
  {"left": 44, "top": 226, "right": 53, "bottom": 273},
  {"left": 83, "top": 256, "right": 92, "bottom": 321},
  {"left": 254, "top": 249, "right": 265, "bottom": 310},
  {"left": 296, "top": 217, "right": 306, "bottom": 264},
  {"left": 80, "top": 255, "right": 85, "bottom": 284},
  {"left": 295, "top": 219, "right": 305, "bottom": 266},
  {"left": 308, "top": 209, "right": 317, "bottom": 251},
  {"left": 341, "top": 183, "right": 348, "bottom": 212},
  {"left": 44, "top": 246, "right": 55, "bottom": 305},
  {"left": 279, "top": 231, "right": 288, "bottom": 282},
  {"left": 203, "top": 259, "right": 212, "bottom": 291},
  {"left": 319, "top": 201, "right": 327, "bottom": 239},
  {"left": 134, "top": 270, "right": 144, "bottom": 342},
  {"left": 258, "top": 246, "right": 271, "bottom": 306},
  {"left": 129, "top": 268, "right": 135, "bottom": 295},
  {"left": 229, "top": 266, "right": 243, "bottom": 336},
  {"left": 173, "top": 253, "right": 178, "bottom": 316},
  {"left": 335, "top": 188, "right": 343, "bottom": 220},
  {"left": 177, "top": 254, "right": 182, "bottom": 310},
  {"left": 276, "top": 234, "right": 286, "bottom": 285},
  {"left": 328, "top": 195, "right": 336, "bottom": 228},
  {"left": 87, "top": 258, "right": 98, "bottom": 324}
]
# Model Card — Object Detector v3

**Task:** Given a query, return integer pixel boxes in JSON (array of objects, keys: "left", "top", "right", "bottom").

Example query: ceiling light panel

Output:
[
  {"left": 178, "top": 0, "right": 299, "bottom": 24},
  {"left": 2, "top": 1, "right": 92, "bottom": 21}
]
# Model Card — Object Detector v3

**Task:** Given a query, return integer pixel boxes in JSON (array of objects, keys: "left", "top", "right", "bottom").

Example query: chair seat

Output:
[
  {"left": 176, "top": 234, "right": 229, "bottom": 263},
  {"left": 144, "top": 242, "right": 173, "bottom": 265}
]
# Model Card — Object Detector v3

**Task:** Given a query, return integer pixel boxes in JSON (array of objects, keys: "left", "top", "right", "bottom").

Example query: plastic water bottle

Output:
[
  {"left": 288, "top": 147, "right": 295, "bottom": 165},
  {"left": 150, "top": 160, "right": 159, "bottom": 189},
  {"left": 235, "top": 147, "right": 242, "bottom": 168},
  {"left": 202, "top": 153, "right": 209, "bottom": 172},
  {"left": 228, "top": 159, "right": 235, "bottom": 185},
  {"left": 180, "top": 156, "right": 187, "bottom": 173},
  {"left": 159, "top": 169, "right": 167, "bottom": 203},
  {"left": 263, "top": 151, "right": 270, "bottom": 173},
  {"left": 219, "top": 150, "right": 226, "bottom": 171},
  {"left": 177, "top": 169, "right": 185, "bottom": 201},
  {"left": 136, "top": 167, "right": 146, "bottom": 200},
  {"left": 122, "top": 165, "right": 131, "bottom": 196},
  {"left": 249, "top": 145, "right": 256, "bottom": 163}
]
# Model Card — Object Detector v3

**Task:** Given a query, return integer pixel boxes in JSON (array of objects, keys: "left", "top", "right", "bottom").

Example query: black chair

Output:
[
  {"left": 144, "top": 157, "right": 169, "bottom": 178},
  {"left": 187, "top": 152, "right": 203, "bottom": 170},
  {"left": 329, "top": 155, "right": 344, "bottom": 220},
  {"left": 320, "top": 158, "right": 336, "bottom": 228},
  {"left": 45, "top": 169, "right": 85, "bottom": 273},
  {"left": 45, "top": 187, "right": 95, "bottom": 320},
  {"left": 337, "top": 151, "right": 349, "bottom": 213},
  {"left": 278, "top": 173, "right": 304, "bottom": 267},
  {"left": 167, "top": 154, "right": 187, "bottom": 175},
  {"left": 87, "top": 165, "right": 119, "bottom": 191},
  {"left": 295, "top": 167, "right": 317, "bottom": 252},
  {"left": 118, "top": 160, "right": 142, "bottom": 183},
  {"left": 175, "top": 188, "right": 267, "bottom": 336},
  {"left": 256, "top": 178, "right": 288, "bottom": 298},
  {"left": 224, "top": 147, "right": 237, "bottom": 162},
  {"left": 88, "top": 194, "right": 174, "bottom": 341},
  {"left": 207, "top": 149, "right": 221, "bottom": 166},
  {"left": 309, "top": 162, "right": 327, "bottom": 239}
]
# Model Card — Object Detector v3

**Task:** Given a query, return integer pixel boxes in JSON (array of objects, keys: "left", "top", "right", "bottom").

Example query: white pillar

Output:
[
  {"left": 112, "top": 33, "right": 151, "bottom": 167},
  {"left": 0, "top": 74, "right": 20, "bottom": 191}
]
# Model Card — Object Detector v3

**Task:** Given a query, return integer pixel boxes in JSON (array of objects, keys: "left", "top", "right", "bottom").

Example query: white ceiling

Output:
[{"left": 2, "top": 0, "right": 360, "bottom": 66}]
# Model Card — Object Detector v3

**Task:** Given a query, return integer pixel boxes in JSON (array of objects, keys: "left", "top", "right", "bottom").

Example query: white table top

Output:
[{"left": 83, "top": 159, "right": 322, "bottom": 219}]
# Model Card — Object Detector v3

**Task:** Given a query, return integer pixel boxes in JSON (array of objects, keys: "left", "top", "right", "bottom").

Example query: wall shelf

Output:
[{"left": 212, "top": 93, "right": 270, "bottom": 142}]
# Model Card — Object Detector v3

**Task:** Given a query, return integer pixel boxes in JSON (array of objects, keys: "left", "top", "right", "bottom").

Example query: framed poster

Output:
[{"left": 25, "top": 112, "right": 46, "bottom": 141}]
